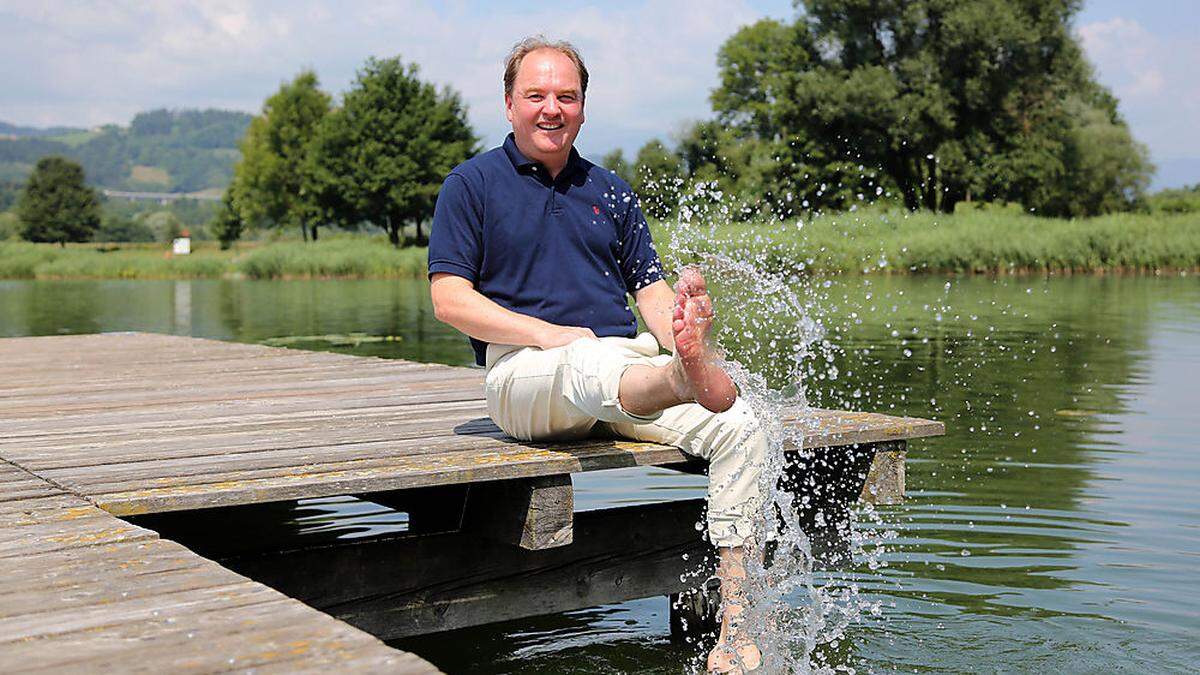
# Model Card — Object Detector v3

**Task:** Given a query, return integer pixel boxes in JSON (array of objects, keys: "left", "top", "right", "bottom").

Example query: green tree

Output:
[
  {"left": 631, "top": 139, "right": 686, "bottom": 219},
  {"left": 231, "top": 71, "right": 331, "bottom": 241},
  {"left": 211, "top": 190, "right": 244, "bottom": 249},
  {"left": 0, "top": 212, "right": 20, "bottom": 241},
  {"left": 17, "top": 157, "right": 101, "bottom": 245},
  {"left": 142, "top": 210, "right": 183, "bottom": 243},
  {"left": 94, "top": 214, "right": 155, "bottom": 242},
  {"left": 307, "top": 57, "right": 477, "bottom": 247},
  {"left": 601, "top": 149, "right": 634, "bottom": 185},
  {"left": 711, "top": 0, "right": 1151, "bottom": 216},
  {"left": 1051, "top": 96, "right": 1153, "bottom": 216}
]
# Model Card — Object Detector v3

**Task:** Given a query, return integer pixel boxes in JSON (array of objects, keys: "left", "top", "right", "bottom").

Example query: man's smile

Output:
[{"left": 536, "top": 122, "right": 564, "bottom": 131}]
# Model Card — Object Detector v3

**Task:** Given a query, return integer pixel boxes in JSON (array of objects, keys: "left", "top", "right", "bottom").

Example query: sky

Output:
[{"left": 1, "top": 1, "right": 1197, "bottom": 188}]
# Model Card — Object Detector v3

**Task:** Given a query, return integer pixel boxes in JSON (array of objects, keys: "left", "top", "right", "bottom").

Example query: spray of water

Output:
[{"left": 649, "top": 178, "right": 897, "bottom": 673}]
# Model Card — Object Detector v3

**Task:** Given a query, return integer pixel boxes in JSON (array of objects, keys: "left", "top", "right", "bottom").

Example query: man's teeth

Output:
[{"left": 537, "top": 124, "right": 563, "bottom": 130}]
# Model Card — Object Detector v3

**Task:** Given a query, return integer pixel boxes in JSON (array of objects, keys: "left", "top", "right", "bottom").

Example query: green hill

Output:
[{"left": 0, "top": 109, "right": 252, "bottom": 193}]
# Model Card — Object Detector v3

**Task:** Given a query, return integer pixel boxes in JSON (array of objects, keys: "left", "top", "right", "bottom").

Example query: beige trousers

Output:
[{"left": 484, "top": 333, "right": 767, "bottom": 547}]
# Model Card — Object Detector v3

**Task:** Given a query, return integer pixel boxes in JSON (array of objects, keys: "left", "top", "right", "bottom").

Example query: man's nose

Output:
[{"left": 543, "top": 96, "right": 561, "bottom": 115}]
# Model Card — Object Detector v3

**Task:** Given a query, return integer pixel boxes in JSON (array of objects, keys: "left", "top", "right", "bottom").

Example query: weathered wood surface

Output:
[
  {"left": 0, "top": 333, "right": 943, "bottom": 516},
  {"left": 0, "top": 462, "right": 438, "bottom": 673}
]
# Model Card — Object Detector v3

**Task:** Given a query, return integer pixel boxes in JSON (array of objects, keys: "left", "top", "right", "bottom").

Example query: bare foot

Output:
[
  {"left": 707, "top": 640, "right": 762, "bottom": 674},
  {"left": 706, "top": 582, "right": 762, "bottom": 673},
  {"left": 671, "top": 267, "right": 736, "bottom": 413}
]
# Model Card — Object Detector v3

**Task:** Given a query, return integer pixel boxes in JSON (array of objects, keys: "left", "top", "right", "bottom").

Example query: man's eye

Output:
[{"left": 528, "top": 95, "right": 543, "bottom": 101}]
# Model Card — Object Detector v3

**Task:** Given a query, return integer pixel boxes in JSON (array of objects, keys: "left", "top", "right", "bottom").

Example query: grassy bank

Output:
[
  {"left": 654, "top": 209, "right": 1200, "bottom": 275},
  {"left": 1, "top": 211, "right": 1197, "bottom": 280},
  {"left": 0, "top": 238, "right": 427, "bottom": 280}
]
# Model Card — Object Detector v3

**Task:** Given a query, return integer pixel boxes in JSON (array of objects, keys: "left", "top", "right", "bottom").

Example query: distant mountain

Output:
[
  {"left": 0, "top": 121, "right": 88, "bottom": 138},
  {"left": 0, "top": 109, "right": 252, "bottom": 193}
]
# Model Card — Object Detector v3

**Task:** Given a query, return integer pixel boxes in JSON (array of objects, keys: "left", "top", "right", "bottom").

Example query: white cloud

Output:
[
  {"left": 0, "top": 0, "right": 768, "bottom": 155},
  {"left": 1077, "top": 16, "right": 1200, "bottom": 159}
]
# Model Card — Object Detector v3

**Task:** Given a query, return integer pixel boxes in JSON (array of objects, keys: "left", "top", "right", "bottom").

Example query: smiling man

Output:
[{"left": 428, "top": 36, "right": 765, "bottom": 672}]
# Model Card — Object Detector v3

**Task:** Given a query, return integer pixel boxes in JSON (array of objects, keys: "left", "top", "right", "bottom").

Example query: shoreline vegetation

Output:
[{"left": 1, "top": 210, "right": 1197, "bottom": 281}]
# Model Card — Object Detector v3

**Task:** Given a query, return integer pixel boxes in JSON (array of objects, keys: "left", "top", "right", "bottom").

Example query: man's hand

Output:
[{"left": 536, "top": 325, "right": 597, "bottom": 350}]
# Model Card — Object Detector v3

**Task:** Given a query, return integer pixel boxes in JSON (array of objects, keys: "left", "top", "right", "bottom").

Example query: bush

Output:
[
  {"left": 0, "top": 211, "right": 20, "bottom": 241},
  {"left": 1146, "top": 185, "right": 1200, "bottom": 214},
  {"left": 94, "top": 215, "right": 156, "bottom": 242},
  {"left": 235, "top": 237, "right": 427, "bottom": 279},
  {"left": 655, "top": 206, "right": 1200, "bottom": 275},
  {"left": 142, "top": 210, "right": 184, "bottom": 243}
]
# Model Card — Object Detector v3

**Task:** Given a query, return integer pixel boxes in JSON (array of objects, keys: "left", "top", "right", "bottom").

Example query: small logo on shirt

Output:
[{"left": 593, "top": 205, "right": 601, "bottom": 215}]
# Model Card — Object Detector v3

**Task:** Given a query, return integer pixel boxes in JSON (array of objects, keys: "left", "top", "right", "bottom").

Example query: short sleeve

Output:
[
  {"left": 428, "top": 173, "right": 483, "bottom": 283},
  {"left": 618, "top": 196, "right": 664, "bottom": 293}
]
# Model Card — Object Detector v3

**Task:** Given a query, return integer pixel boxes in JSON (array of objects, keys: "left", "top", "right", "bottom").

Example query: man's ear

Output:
[{"left": 504, "top": 94, "right": 514, "bottom": 124}]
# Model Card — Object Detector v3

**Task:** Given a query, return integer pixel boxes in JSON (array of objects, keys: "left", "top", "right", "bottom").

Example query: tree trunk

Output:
[
  {"left": 414, "top": 220, "right": 425, "bottom": 247},
  {"left": 922, "top": 156, "right": 939, "bottom": 212},
  {"left": 299, "top": 223, "right": 308, "bottom": 242},
  {"left": 386, "top": 215, "right": 400, "bottom": 248},
  {"left": 888, "top": 155, "right": 921, "bottom": 211},
  {"left": 310, "top": 224, "right": 319, "bottom": 241}
]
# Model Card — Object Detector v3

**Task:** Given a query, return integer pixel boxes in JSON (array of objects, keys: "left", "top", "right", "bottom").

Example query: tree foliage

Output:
[
  {"left": 94, "top": 214, "right": 156, "bottom": 243},
  {"left": 306, "top": 57, "right": 477, "bottom": 247},
  {"left": 211, "top": 190, "right": 244, "bottom": 249},
  {"left": 601, "top": 149, "right": 633, "bottom": 185},
  {"left": 631, "top": 139, "right": 686, "bottom": 219},
  {"left": 706, "top": 0, "right": 1152, "bottom": 216},
  {"left": 229, "top": 71, "right": 331, "bottom": 240},
  {"left": 17, "top": 157, "right": 101, "bottom": 245}
]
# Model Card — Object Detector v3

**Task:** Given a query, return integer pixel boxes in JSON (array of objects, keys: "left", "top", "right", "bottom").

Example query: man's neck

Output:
[{"left": 514, "top": 137, "right": 570, "bottom": 179}]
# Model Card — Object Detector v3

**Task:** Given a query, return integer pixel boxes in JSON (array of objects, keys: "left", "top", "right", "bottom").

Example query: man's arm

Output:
[
  {"left": 431, "top": 273, "right": 597, "bottom": 350},
  {"left": 634, "top": 279, "right": 676, "bottom": 353}
]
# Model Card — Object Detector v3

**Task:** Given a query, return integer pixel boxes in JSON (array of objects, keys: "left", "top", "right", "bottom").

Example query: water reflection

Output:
[{"left": 2, "top": 275, "right": 1197, "bottom": 671}]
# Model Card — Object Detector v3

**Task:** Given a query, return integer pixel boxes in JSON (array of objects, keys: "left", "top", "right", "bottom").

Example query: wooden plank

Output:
[
  {"left": 6, "top": 403, "right": 493, "bottom": 470},
  {"left": 84, "top": 440, "right": 691, "bottom": 516},
  {"left": 0, "top": 358, "right": 444, "bottom": 398},
  {"left": 0, "top": 371, "right": 482, "bottom": 417},
  {"left": 0, "top": 391, "right": 485, "bottom": 439},
  {"left": 1, "top": 398, "right": 482, "bottom": 444},
  {"left": 0, "top": 584, "right": 432, "bottom": 674},
  {"left": 0, "top": 540, "right": 206, "bottom": 599},
  {"left": 0, "top": 514, "right": 159, "bottom": 559},
  {"left": 0, "top": 529, "right": 437, "bottom": 672},
  {"left": 8, "top": 607, "right": 435, "bottom": 674}
]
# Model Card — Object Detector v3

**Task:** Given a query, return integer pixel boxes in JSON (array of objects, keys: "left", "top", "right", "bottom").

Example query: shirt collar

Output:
[{"left": 502, "top": 132, "right": 582, "bottom": 179}]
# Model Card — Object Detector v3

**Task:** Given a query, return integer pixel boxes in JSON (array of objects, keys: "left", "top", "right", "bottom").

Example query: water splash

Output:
[{"left": 654, "top": 179, "right": 895, "bottom": 673}]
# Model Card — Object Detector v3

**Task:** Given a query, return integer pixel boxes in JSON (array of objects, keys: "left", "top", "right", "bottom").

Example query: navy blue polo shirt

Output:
[{"left": 429, "top": 133, "right": 664, "bottom": 366}]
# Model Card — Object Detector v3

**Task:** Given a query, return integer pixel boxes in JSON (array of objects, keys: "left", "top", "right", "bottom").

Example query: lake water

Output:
[{"left": 1, "top": 275, "right": 1197, "bottom": 673}]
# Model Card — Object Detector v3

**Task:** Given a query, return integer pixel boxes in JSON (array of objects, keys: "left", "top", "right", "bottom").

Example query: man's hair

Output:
[{"left": 503, "top": 36, "right": 589, "bottom": 98}]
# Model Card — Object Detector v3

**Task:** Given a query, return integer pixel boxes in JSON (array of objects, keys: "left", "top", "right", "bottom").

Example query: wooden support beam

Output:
[
  {"left": 462, "top": 474, "right": 574, "bottom": 550},
  {"left": 860, "top": 446, "right": 905, "bottom": 505},
  {"left": 220, "top": 499, "right": 714, "bottom": 639}
]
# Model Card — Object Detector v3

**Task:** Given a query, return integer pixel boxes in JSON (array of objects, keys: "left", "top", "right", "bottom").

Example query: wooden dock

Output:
[{"left": 0, "top": 333, "right": 944, "bottom": 668}]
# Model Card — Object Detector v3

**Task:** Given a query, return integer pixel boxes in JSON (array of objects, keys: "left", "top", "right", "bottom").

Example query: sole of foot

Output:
[{"left": 673, "top": 267, "right": 736, "bottom": 413}]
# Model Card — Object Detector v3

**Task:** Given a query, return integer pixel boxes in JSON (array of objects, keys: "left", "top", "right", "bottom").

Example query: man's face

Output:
[{"left": 505, "top": 48, "right": 585, "bottom": 168}]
